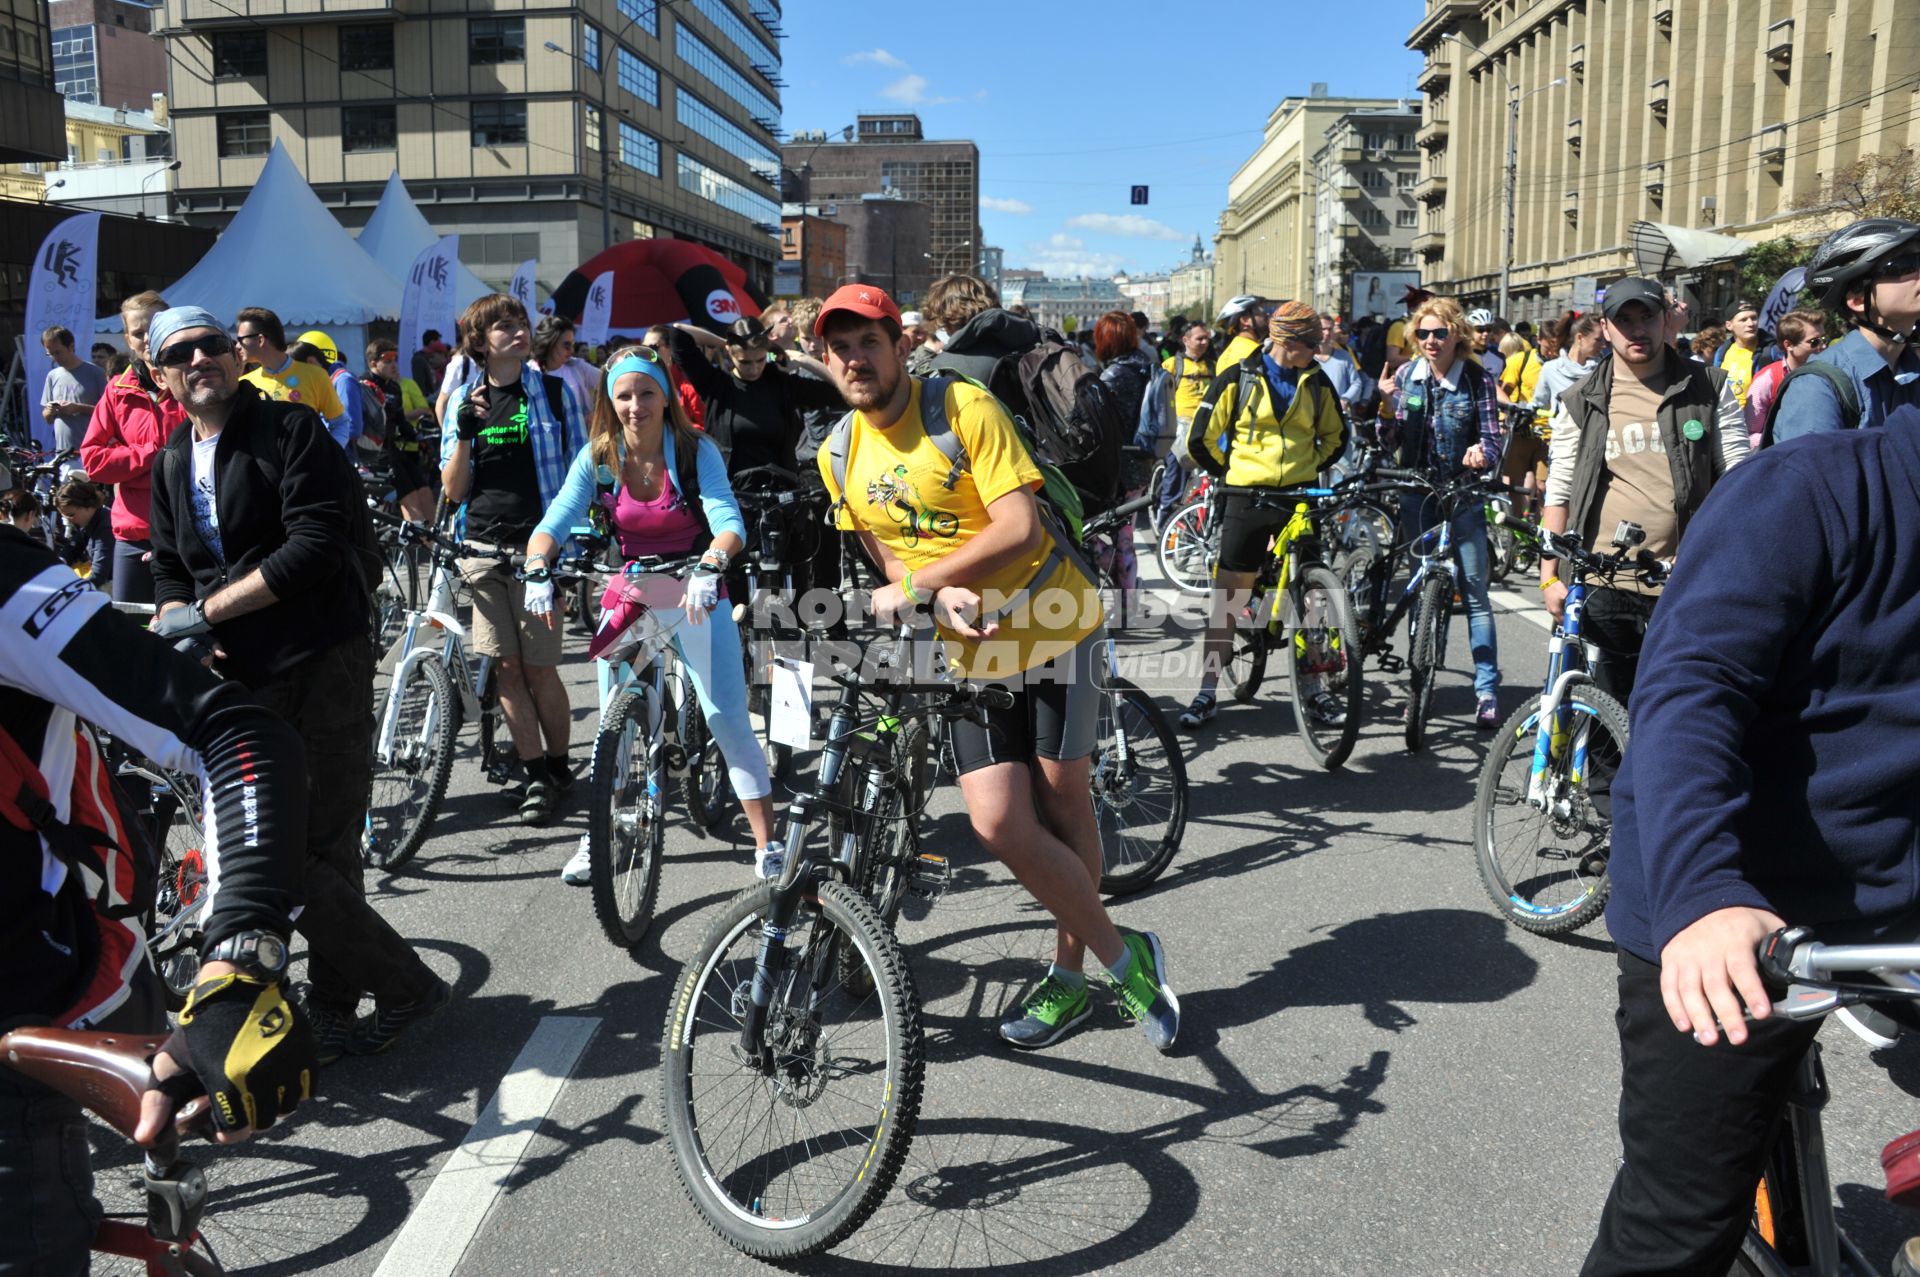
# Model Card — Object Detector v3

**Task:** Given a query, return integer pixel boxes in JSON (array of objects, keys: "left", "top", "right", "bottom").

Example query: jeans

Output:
[
  {"left": 1402, "top": 492, "right": 1499, "bottom": 698},
  {"left": 249, "top": 634, "right": 438, "bottom": 1014},
  {"left": 1580, "top": 588, "right": 1658, "bottom": 709},
  {"left": 109, "top": 539, "right": 154, "bottom": 606},
  {"left": 1581, "top": 951, "right": 1821, "bottom": 1276},
  {"left": 0, "top": 1072, "right": 94, "bottom": 1277}
]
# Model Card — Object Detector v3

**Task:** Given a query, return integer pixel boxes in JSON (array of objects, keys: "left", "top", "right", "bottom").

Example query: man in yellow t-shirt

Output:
[
  {"left": 1155, "top": 322, "right": 1216, "bottom": 523},
  {"left": 815, "top": 283, "right": 1180, "bottom": 1054},
  {"left": 233, "top": 306, "right": 349, "bottom": 441},
  {"left": 1714, "top": 300, "right": 1770, "bottom": 408}
]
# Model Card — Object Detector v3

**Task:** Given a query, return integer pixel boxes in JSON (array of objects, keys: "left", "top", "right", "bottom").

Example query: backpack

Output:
[
  {"left": 1137, "top": 362, "right": 1175, "bottom": 452},
  {"left": 356, "top": 376, "right": 391, "bottom": 449},
  {"left": 1759, "top": 361, "right": 1861, "bottom": 448},
  {"left": 0, "top": 718, "right": 158, "bottom": 1028},
  {"left": 990, "top": 331, "right": 1131, "bottom": 510}
]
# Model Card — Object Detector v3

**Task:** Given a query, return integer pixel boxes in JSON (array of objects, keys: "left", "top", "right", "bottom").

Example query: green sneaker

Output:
[
  {"left": 998, "top": 975, "right": 1093, "bottom": 1050},
  {"left": 1105, "top": 932, "right": 1180, "bottom": 1052}
]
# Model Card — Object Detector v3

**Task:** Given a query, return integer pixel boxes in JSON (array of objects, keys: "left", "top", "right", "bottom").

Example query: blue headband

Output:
[
  {"left": 149, "top": 306, "right": 226, "bottom": 355},
  {"left": 605, "top": 353, "right": 673, "bottom": 402}
]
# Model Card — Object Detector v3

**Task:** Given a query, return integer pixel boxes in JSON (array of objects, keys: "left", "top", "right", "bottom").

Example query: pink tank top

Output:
[{"left": 610, "top": 479, "right": 703, "bottom": 558}]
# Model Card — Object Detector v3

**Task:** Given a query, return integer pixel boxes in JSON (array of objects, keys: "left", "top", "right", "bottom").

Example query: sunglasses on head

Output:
[
  {"left": 154, "top": 333, "right": 234, "bottom": 367},
  {"left": 1414, "top": 327, "right": 1451, "bottom": 341}
]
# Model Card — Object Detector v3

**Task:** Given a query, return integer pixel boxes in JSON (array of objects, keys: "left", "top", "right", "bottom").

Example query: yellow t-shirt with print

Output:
[
  {"left": 243, "top": 359, "right": 346, "bottom": 421},
  {"left": 1162, "top": 354, "right": 1216, "bottom": 420},
  {"left": 1719, "top": 343, "right": 1757, "bottom": 407},
  {"left": 820, "top": 379, "right": 1103, "bottom": 680}
]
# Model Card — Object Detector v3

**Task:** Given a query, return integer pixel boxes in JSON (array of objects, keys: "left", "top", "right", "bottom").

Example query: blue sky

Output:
[{"left": 777, "top": 3, "right": 1427, "bottom": 278}]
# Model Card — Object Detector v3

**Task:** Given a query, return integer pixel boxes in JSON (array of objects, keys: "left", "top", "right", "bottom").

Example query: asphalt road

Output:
[{"left": 126, "top": 556, "right": 1920, "bottom": 1277}]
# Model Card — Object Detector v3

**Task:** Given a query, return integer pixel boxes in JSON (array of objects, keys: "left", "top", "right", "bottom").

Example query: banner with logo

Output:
[
  {"left": 579, "top": 270, "right": 615, "bottom": 347},
  {"left": 24, "top": 211, "right": 102, "bottom": 447},
  {"left": 509, "top": 258, "right": 539, "bottom": 316},
  {"left": 400, "top": 235, "right": 459, "bottom": 371}
]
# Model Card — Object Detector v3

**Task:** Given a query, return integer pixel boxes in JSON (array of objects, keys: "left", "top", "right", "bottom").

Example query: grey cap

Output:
[
  {"left": 149, "top": 306, "right": 226, "bottom": 354},
  {"left": 1600, "top": 278, "right": 1667, "bottom": 320}
]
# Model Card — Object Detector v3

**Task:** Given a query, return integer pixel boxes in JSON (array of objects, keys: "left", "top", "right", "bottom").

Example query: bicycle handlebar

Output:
[
  {"left": 1079, "top": 492, "right": 1156, "bottom": 539},
  {"left": 1758, "top": 926, "right": 1920, "bottom": 1026},
  {"left": 547, "top": 552, "right": 704, "bottom": 582}
]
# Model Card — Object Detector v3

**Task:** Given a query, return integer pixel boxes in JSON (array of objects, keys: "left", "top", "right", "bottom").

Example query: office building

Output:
[
  {"left": 1309, "top": 104, "right": 1423, "bottom": 320},
  {"left": 152, "top": 0, "right": 782, "bottom": 295},
  {"left": 0, "top": 96, "right": 173, "bottom": 216},
  {"left": 50, "top": 0, "right": 166, "bottom": 107},
  {"left": 1407, "top": 0, "right": 1920, "bottom": 323},
  {"left": 776, "top": 203, "right": 845, "bottom": 298},
  {"left": 2, "top": 0, "right": 67, "bottom": 165},
  {"left": 841, "top": 194, "right": 931, "bottom": 304},
  {"left": 999, "top": 275, "right": 1129, "bottom": 335}
]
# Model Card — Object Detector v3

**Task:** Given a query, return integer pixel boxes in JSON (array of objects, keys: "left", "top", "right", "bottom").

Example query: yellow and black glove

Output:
[{"left": 157, "top": 973, "right": 315, "bottom": 1134}]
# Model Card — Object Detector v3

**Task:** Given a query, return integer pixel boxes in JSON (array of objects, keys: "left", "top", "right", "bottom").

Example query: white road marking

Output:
[
  {"left": 1490, "top": 586, "right": 1554, "bottom": 632},
  {"left": 371, "top": 1015, "right": 602, "bottom": 1277}
]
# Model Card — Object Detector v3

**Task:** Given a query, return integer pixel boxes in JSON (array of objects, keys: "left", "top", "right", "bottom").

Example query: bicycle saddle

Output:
[{"left": 1, "top": 1027, "right": 183, "bottom": 1140}]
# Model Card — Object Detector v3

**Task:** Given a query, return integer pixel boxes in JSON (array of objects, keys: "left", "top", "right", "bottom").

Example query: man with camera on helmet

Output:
[{"left": 1771, "top": 217, "right": 1920, "bottom": 442}]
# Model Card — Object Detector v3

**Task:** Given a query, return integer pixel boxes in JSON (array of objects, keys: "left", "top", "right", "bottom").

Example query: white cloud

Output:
[
  {"left": 981, "top": 196, "right": 1034, "bottom": 215},
  {"left": 880, "top": 73, "right": 962, "bottom": 106},
  {"left": 1063, "top": 213, "right": 1185, "bottom": 241},
  {"left": 843, "top": 49, "right": 908, "bottom": 69},
  {"left": 1016, "top": 236, "right": 1128, "bottom": 279},
  {"left": 1048, "top": 233, "right": 1084, "bottom": 250}
]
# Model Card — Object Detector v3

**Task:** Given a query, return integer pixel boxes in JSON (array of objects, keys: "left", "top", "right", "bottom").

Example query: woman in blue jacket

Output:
[{"left": 523, "top": 345, "right": 777, "bottom": 885}]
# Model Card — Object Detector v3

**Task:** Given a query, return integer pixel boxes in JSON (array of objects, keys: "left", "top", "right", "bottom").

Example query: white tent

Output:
[
  {"left": 97, "top": 141, "right": 402, "bottom": 353},
  {"left": 356, "top": 171, "right": 492, "bottom": 309}
]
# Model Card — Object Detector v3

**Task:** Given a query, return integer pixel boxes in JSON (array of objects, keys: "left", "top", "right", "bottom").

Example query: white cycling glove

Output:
[
  {"left": 523, "top": 570, "right": 554, "bottom": 618},
  {"left": 686, "top": 570, "right": 722, "bottom": 613}
]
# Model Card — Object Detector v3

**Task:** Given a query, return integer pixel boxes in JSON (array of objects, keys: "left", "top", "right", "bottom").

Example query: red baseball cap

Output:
[{"left": 815, "top": 283, "right": 902, "bottom": 336}]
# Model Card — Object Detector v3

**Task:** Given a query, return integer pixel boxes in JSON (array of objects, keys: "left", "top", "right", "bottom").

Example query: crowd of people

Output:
[{"left": 1, "top": 210, "right": 1917, "bottom": 1275}]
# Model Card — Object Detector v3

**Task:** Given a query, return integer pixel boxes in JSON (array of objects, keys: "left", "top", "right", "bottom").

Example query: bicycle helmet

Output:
[
  {"left": 1216, "top": 295, "right": 1265, "bottom": 323},
  {"left": 1465, "top": 308, "right": 1496, "bottom": 328},
  {"left": 1805, "top": 217, "right": 1920, "bottom": 310}
]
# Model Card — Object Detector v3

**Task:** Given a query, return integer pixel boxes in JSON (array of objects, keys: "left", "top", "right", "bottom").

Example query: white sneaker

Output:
[
  {"left": 753, "top": 845, "right": 784, "bottom": 881},
  {"left": 561, "top": 836, "right": 593, "bottom": 885}
]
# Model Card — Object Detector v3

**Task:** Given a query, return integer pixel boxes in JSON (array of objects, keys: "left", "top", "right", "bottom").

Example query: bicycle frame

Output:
[
  {"left": 374, "top": 549, "right": 486, "bottom": 765},
  {"left": 1525, "top": 572, "right": 1597, "bottom": 809}
]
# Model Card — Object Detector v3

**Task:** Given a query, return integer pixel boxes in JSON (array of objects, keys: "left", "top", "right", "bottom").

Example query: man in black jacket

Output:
[{"left": 145, "top": 306, "right": 447, "bottom": 1065}]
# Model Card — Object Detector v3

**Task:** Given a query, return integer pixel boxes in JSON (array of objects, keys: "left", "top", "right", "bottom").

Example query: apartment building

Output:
[
  {"left": 2, "top": 0, "right": 66, "bottom": 165},
  {"left": 50, "top": 0, "right": 166, "bottom": 107},
  {"left": 1308, "top": 105, "right": 1424, "bottom": 320},
  {"left": 1407, "top": 0, "right": 1920, "bottom": 323},
  {"left": 153, "top": 0, "right": 783, "bottom": 295}
]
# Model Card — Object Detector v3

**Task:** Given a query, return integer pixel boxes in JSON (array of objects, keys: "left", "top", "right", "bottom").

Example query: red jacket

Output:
[
  {"left": 676, "top": 372, "right": 705, "bottom": 428},
  {"left": 79, "top": 364, "right": 186, "bottom": 543}
]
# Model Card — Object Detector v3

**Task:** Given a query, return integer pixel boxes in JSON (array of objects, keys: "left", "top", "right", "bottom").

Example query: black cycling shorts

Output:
[
  {"left": 1215, "top": 490, "right": 1295, "bottom": 575},
  {"left": 383, "top": 443, "right": 432, "bottom": 497},
  {"left": 949, "top": 627, "right": 1105, "bottom": 776}
]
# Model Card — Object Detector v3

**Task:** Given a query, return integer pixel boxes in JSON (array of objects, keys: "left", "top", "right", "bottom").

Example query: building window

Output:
[
  {"left": 218, "top": 111, "right": 271, "bottom": 156},
  {"left": 686, "top": 0, "right": 778, "bottom": 77},
  {"left": 213, "top": 31, "right": 268, "bottom": 78},
  {"left": 584, "top": 103, "right": 601, "bottom": 152},
  {"left": 339, "top": 24, "right": 393, "bottom": 73},
  {"left": 619, "top": 120, "right": 660, "bottom": 175},
  {"left": 677, "top": 152, "right": 780, "bottom": 225},
  {"left": 51, "top": 25, "right": 98, "bottom": 101},
  {"left": 1360, "top": 208, "right": 1387, "bottom": 228},
  {"left": 1398, "top": 170, "right": 1417, "bottom": 190},
  {"left": 616, "top": 0, "right": 659, "bottom": 38},
  {"left": 342, "top": 104, "right": 397, "bottom": 152},
  {"left": 472, "top": 100, "right": 528, "bottom": 147},
  {"left": 1398, "top": 132, "right": 1417, "bottom": 151},
  {"left": 673, "top": 26, "right": 778, "bottom": 126},
  {"left": 1396, "top": 208, "right": 1418, "bottom": 227},
  {"left": 1360, "top": 169, "right": 1387, "bottom": 189},
  {"left": 469, "top": 18, "right": 525, "bottom": 66},
  {"left": 616, "top": 46, "right": 659, "bottom": 105},
  {"left": 1364, "top": 132, "right": 1385, "bottom": 151},
  {"left": 677, "top": 86, "right": 779, "bottom": 183},
  {"left": 583, "top": 23, "right": 600, "bottom": 72},
  {"left": 1394, "top": 247, "right": 1415, "bottom": 266}
]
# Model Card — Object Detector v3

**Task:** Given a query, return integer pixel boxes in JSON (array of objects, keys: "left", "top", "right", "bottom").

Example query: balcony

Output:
[
  {"left": 1412, "top": 228, "right": 1446, "bottom": 257},
  {"left": 1648, "top": 78, "right": 1669, "bottom": 117},
  {"left": 1335, "top": 223, "right": 1365, "bottom": 242},
  {"left": 1759, "top": 123, "right": 1788, "bottom": 167},
  {"left": 1569, "top": 43, "right": 1584, "bottom": 76},
  {"left": 1766, "top": 18, "right": 1794, "bottom": 69},
  {"left": 1566, "top": 117, "right": 1582, "bottom": 150},
  {"left": 1644, "top": 163, "right": 1665, "bottom": 199},
  {"left": 1340, "top": 182, "right": 1364, "bottom": 202},
  {"left": 1338, "top": 144, "right": 1363, "bottom": 165},
  {"left": 1415, "top": 116, "right": 1449, "bottom": 149},
  {"left": 1653, "top": 3, "right": 1673, "bottom": 32},
  {"left": 1415, "top": 172, "right": 1448, "bottom": 204},
  {"left": 167, "top": 0, "right": 415, "bottom": 27},
  {"left": 1416, "top": 56, "right": 1450, "bottom": 93},
  {"left": 1562, "top": 190, "right": 1580, "bottom": 223}
]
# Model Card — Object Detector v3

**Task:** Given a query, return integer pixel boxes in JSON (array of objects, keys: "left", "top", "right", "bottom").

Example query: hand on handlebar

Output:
[
  {"left": 1541, "top": 578, "right": 1568, "bottom": 623},
  {"left": 142, "top": 970, "right": 315, "bottom": 1146},
  {"left": 683, "top": 569, "right": 722, "bottom": 625},
  {"left": 1462, "top": 443, "right": 1491, "bottom": 471},
  {"left": 1658, "top": 905, "right": 1788, "bottom": 1047},
  {"left": 522, "top": 569, "right": 555, "bottom": 629}
]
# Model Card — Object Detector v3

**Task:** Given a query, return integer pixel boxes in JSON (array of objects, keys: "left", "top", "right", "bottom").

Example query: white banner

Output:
[
  {"left": 508, "top": 258, "right": 539, "bottom": 316},
  {"left": 400, "top": 235, "right": 460, "bottom": 375},
  {"left": 578, "top": 270, "right": 615, "bottom": 348},
  {"left": 25, "top": 211, "right": 103, "bottom": 450}
]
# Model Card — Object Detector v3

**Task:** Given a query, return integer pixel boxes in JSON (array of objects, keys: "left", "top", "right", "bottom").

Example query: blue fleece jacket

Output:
[{"left": 1605, "top": 404, "right": 1920, "bottom": 962}]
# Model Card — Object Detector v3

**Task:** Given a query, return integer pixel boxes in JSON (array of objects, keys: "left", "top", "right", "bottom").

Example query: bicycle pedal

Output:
[
  {"left": 662, "top": 743, "right": 689, "bottom": 777},
  {"left": 907, "top": 851, "right": 950, "bottom": 901}
]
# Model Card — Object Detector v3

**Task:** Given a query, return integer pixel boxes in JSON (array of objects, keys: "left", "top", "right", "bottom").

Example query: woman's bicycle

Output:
[
  {"left": 1471, "top": 513, "right": 1662, "bottom": 934},
  {"left": 662, "top": 621, "right": 1027, "bottom": 1260}
]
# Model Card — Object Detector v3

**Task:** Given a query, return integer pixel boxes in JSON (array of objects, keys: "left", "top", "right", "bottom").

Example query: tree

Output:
[
  {"left": 1738, "top": 236, "right": 1815, "bottom": 306},
  {"left": 1815, "top": 151, "right": 1920, "bottom": 225}
]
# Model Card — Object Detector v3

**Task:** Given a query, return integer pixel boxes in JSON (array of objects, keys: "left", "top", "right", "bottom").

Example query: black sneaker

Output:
[
  {"left": 519, "top": 778, "right": 558, "bottom": 826},
  {"left": 303, "top": 1002, "right": 355, "bottom": 1067},
  {"left": 548, "top": 760, "right": 575, "bottom": 794},
  {"left": 347, "top": 975, "right": 451, "bottom": 1057}
]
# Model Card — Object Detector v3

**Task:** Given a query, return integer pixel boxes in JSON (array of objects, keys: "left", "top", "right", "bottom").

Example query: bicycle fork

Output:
[{"left": 1526, "top": 593, "right": 1591, "bottom": 811}]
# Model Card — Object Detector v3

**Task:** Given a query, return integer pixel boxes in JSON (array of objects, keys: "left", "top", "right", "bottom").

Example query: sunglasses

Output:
[
  {"left": 234, "top": 331, "right": 265, "bottom": 345},
  {"left": 153, "top": 333, "right": 235, "bottom": 367},
  {"left": 1874, "top": 253, "right": 1920, "bottom": 280},
  {"left": 1414, "top": 327, "right": 1451, "bottom": 341}
]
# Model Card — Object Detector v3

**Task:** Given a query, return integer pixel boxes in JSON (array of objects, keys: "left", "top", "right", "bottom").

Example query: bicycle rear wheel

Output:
[
  {"left": 363, "top": 657, "right": 458, "bottom": 873},
  {"left": 145, "top": 770, "right": 207, "bottom": 1011},
  {"left": 1156, "top": 497, "right": 1214, "bottom": 595},
  {"left": 662, "top": 880, "right": 924, "bottom": 1260},
  {"left": 1094, "top": 677, "right": 1188, "bottom": 895},
  {"left": 588, "top": 687, "right": 666, "bottom": 949},
  {"left": 679, "top": 686, "right": 730, "bottom": 837},
  {"left": 1472, "top": 686, "right": 1625, "bottom": 934},
  {"left": 1404, "top": 573, "right": 1451, "bottom": 752},
  {"left": 1286, "top": 565, "right": 1364, "bottom": 770}
]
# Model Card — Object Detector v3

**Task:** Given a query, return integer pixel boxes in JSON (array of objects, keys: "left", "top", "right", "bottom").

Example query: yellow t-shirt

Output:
[
  {"left": 1719, "top": 343, "right": 1757, "bottom": 408},
  {"left": 1162, "top": 353, "right": 1216, "bottom": 420},
  {"left": 243, "top": 358, "right": 346, "bottom": 422},
  {"left": 1387, "top": 318, "right": 1410, "bottom": 359},
  {"left": 820, "top": 380, "right": 1103, "bottom": 680}
]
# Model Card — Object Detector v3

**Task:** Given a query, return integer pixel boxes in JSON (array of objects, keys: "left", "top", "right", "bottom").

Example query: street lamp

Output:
[
  {"left": 1446, "top": 32, "right": 1564, "bottom": 318},
  {"left": 546, "top": 38, "right": 618, "bottom": 254},
  {"left": 139, "top": 158, "right": 180, "bottom": 220},
  {"left": 783, "top": 124, "right": 852, "bottom": 298}
]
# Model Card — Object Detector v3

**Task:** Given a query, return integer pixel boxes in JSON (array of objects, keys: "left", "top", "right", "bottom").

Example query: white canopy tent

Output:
[
  {"left": 95, "top": 141, "right": 403, "bottom": 367},
  {"left": 1629, "top": 220, "right": 1757, "bottom": 277},
  {"left": 355, "top": 171, "right": 492, "bottom": 312}
]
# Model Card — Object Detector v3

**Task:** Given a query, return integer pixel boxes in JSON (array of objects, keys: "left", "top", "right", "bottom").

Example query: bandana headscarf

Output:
[{"left": 1267, "top": 300, "right": 1320, "bottom": 345}]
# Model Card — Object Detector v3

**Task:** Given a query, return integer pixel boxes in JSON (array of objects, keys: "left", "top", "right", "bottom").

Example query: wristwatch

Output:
[{"left": 201, "top": 930, "right": 291, "bottom": 980}]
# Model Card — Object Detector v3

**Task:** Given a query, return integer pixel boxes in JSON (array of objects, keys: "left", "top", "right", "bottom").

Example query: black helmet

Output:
[{"left": 1806, "top": 218, "right": 1920, "bottom": 310}]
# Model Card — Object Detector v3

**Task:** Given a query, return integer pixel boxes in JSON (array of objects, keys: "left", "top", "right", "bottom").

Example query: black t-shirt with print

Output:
[{"left": 465, "top": 380, "right": 543, "bottom": 544}]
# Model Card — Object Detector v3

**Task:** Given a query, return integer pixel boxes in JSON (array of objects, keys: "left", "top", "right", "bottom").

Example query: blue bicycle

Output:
[{"left": 1471, "top": 514, "right": 1664, "bottom": 934}]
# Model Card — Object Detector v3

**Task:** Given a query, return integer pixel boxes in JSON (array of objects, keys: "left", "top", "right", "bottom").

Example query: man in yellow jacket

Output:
[
  {"left": 1213, "top": 295, "right": 1268, "bottom": 375},
  {"left": 1178, "top": 300, "right": 1346, "bottom": 729}
]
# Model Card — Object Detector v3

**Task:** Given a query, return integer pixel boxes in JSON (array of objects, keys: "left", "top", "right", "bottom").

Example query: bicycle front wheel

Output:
[
  {"left": 588, "top": 687, "right": 666, "bottom": 949},
  {"left": 662, "top": 880, "right": 924, "bottom": 1260},
  {"left": 363, "top": 657, "right": 458, "bottom": 873},
  {"left": 1094, "top": 677, "right": 1188, "bottom": 895},
  {"left": 1156, "top": 496, "right": 1214, "bottom": 595},
  {"left": 1472, "top": 686, "right": 1626, "bottom": 934},
  {"left": 1404, "top": 573, "right": 1450, "bottom": 752},
  {"left": 1286, "top": 565, "right": 1364, "bottom": 770}
]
